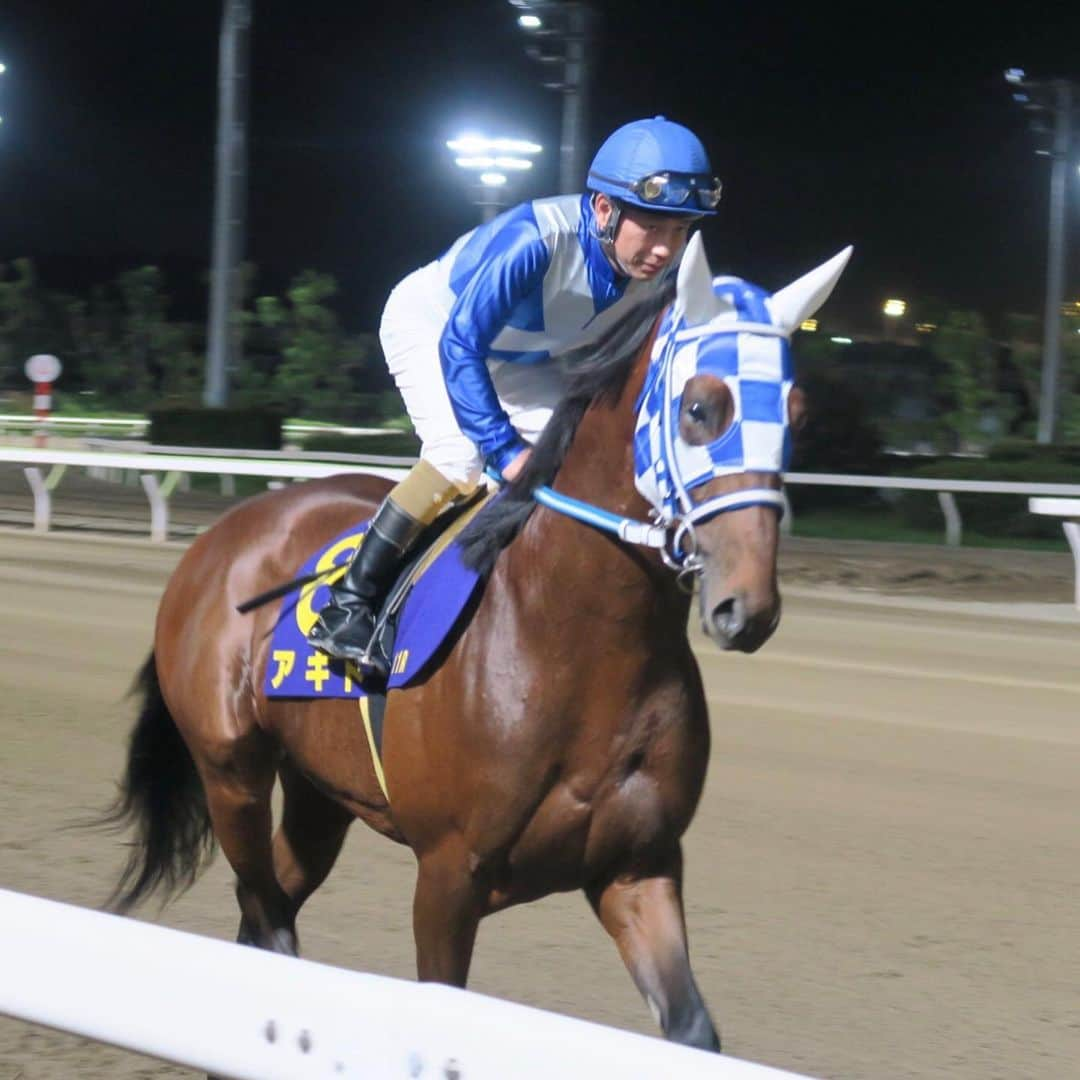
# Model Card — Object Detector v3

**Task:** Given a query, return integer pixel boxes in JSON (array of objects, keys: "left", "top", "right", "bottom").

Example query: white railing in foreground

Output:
[{"left": 0, "top": 888, "right": 807, "bottom": 1080}]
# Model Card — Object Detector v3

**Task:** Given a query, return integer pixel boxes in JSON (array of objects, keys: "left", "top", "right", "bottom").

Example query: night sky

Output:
[{"left": 2, "top": 1, "right": 1079, "bottom": 334}]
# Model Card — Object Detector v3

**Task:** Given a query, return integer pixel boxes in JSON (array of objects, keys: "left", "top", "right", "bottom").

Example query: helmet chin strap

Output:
[{"left": 589, "top": 195, "right": 633, "bottom": 277}]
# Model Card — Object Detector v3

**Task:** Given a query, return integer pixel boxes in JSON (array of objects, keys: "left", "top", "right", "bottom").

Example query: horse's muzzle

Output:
[{"left": 703, "top": 592, "right": 780, "bottom": 653}]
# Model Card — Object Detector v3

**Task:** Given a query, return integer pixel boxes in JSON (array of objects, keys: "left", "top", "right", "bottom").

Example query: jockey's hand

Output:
[{"left": 501, "top": 447, "right": 532, "bottom": 482}]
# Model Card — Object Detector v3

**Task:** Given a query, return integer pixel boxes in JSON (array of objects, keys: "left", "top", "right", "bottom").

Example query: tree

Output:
[
  {"left": 930, "top": 310, "right": 1013, "bottom": 450},
  {"left": 0, "top": 259, "right": 44, "bottom": 390},
  {"left": 1004, "top": 311, "right": 1080, "bottom": 443},
  {"left": 258, "top": 271, "right": 351, "bottom": 418}
]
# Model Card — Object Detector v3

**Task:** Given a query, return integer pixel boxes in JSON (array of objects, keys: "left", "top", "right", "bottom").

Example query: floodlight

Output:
[{"left": 447, "top": 135, "right": 542, "bottom": 156}]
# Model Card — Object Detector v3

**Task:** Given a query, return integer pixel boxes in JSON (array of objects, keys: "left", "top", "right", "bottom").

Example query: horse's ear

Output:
[
  {"left": 769, "top": 246, "right": 853, "bottom": 334},
  {"left": 674, "top": 232, "right": 723, "bottom": 326}
]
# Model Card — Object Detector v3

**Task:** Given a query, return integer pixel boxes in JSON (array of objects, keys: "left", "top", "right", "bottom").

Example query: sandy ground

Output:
[{"left": 0, "top": 491, "right": 1078, "bottom": 1078}]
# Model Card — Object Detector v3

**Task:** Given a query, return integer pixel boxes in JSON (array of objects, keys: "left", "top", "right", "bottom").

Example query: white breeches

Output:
[{"left": 379, "top": 267, "right": 572, "bottom": 490}]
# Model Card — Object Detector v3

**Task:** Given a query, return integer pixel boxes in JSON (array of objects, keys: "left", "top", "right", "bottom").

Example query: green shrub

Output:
[
  {"left": 986, "top": 439, "right": 1080, "bottom": 465},
  {"left": 149, "top": 406, "right": 285, "bottom": 449},
  {"left": 299, "top": 431, "right": 420, "bottom": 457},
  {"left": 789, "top": 367, "right": 885, "bottom": 510}
]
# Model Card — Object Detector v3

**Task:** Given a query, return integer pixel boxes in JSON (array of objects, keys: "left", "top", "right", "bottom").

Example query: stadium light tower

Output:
[
  {"left": 447, "top": 133, "right": 542, "bottom": 223},
  {"left": 1004, "top": 67, "right": 1077, "bottom": 444},
  {"left": 507, "top": 1, "right": 594, "bottom": 195}
]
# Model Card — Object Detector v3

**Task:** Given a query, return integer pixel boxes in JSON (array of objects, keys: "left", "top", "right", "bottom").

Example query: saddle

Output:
[{"left": 264, "top": 487, "right": 493, "bottom": 702}]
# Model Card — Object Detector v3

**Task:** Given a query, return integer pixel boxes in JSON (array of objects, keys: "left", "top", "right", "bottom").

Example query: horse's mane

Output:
[{"left": 458, "top": 281, "right": 675, "bottom": 576}]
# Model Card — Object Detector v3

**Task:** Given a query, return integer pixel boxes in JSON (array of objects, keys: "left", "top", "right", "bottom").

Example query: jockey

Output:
[{"left": 309, "top": 116, "right": 722, "bottom": 676}]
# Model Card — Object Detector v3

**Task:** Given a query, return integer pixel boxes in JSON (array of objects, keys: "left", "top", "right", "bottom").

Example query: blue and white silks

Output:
[{"left": 434, "top": 194, "right": 673, "bottom": 473}]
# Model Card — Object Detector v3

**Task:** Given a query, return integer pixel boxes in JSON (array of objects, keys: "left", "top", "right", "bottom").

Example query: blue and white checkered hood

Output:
[{"left": 634, "top": 235, "right": 852, "bottom": 519}]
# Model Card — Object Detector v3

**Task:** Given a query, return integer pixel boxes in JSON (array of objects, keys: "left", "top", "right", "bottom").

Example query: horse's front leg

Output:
[
  {"left": 586, "top": 849, "right": 721, "bottom": 1052},
  {"left": 412, "top": 840, "right": 486, "bottom": 986}
]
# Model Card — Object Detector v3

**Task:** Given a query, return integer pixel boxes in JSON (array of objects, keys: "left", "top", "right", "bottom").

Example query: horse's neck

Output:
[{"left": 507, "top": 362, "right": 688, "bottom": 634}]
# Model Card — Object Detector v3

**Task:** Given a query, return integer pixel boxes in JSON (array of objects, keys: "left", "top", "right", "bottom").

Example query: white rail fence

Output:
[
  {"left": 0, "top": 887, "right": 806, "bottom": 1080},
  {"left": 0, "top": 413, "right": 392, "bottom": 439},
  {"left": 1, "top": 446, "right": 408, "bottom": 541},
  {"left": 1029, "top": 498, "right": 1080, "bottom": 606},
  {"left": 2, "top": 445, "right": 1080, "bottom": 600}
]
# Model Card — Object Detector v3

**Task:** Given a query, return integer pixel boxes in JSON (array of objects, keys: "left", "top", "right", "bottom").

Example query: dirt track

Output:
[{"left": 1, "top": 512, "right": 1078, "bottom": 1079}]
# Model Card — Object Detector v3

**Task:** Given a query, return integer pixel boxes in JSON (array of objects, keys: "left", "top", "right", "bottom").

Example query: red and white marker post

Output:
[{"left": 24, "top": 354, "right": 62, "bottom": 448}]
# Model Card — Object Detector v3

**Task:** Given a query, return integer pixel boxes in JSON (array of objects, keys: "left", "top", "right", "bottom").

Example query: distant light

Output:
[
  {"left": 1012, "top": 92, "right": 1030, "bottom": 104},
  {"left": 447, "top": 134, "right": 542, "bottom": 156},
  {"left": 480, "top": 172, "right": 508, "bottom": 187},
  {"left": 0, "top": 63, "right": 6, "bottom": 75},
  {"left": 1004, "top": 67, "right": 1025, "bottom": 85},
  {"left": 883, "top": 298, "right": 907, "bottom": 318},
  {"left": 454, "top": 155, "right": 533, "bottom": 171},
  {"left": 799, "top": 319, "right": 818, "bottom": 332},
  {"left": 518, "top": 14, "right": 542, "bottom": 28},
  {"left": 830, "top": 336, "right": 853, "bottom": 345},
  {"left": 915, "top": 322, "right": 937, "bottom": 333}
]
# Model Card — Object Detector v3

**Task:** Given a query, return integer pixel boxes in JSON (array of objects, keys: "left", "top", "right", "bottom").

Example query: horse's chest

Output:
[{"left": 507, "top": 712, "right": 707, "bottom": 882}]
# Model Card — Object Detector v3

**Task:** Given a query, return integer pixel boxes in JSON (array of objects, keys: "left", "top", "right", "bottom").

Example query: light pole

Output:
[
  {"left": 507, "top": 1, "right": 593, "bottom": 194},
  {"left": 0, "top": 61, "right": 7, "bottom": 128},
  {"left": 204, "top": 0, "right": 252, "bottom": 409},
  {"left": 1005, "top": 68, "right": 1077, "bottom": 444},
  {"left": 447, "top": 134, "right": 542, "bottom": 223}
]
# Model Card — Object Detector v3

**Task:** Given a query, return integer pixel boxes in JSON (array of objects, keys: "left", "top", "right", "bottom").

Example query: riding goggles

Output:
[{"left": 593, "top": 170, "right": 723, "bottom": 211}]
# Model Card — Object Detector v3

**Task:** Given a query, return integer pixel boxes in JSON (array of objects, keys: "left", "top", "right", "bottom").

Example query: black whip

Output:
[{"left": 235, "top": 567, "right": 336, "bottom": 614}]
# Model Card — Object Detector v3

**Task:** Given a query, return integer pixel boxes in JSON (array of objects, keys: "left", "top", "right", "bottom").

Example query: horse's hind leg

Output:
[
  {"left": 271, "top": 757, "right": 354, "bottom": 916},
  {"left": 586, "top": 849, "right": 721, "bottom": 1053},
  {"left": 194, "top": 727, "right": 298, "bottom": 956}
]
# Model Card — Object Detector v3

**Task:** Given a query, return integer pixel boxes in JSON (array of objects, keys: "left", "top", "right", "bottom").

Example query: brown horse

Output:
[{"left": 105, "top": 237, "right": 848, "bottom": 1052}]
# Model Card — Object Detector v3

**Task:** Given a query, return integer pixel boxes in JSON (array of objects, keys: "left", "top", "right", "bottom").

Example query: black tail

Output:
[{"left": 101, "top": 652, "right": 216, "bottom": 912}]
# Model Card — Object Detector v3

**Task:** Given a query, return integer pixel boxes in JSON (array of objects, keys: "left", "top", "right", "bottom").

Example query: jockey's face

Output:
[{"left": 593, "top": 194, "right": 694, "bottom": 280}]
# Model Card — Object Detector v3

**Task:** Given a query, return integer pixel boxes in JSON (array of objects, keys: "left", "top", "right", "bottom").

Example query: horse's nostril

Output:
[{"left": 711, "top": 595, "right": 745, "bottom": 639}]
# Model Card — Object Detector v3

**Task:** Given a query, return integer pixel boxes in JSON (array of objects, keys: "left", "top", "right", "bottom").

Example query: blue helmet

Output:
[{"left": 587, "top": 116, "right": 721, "bottom": 217}]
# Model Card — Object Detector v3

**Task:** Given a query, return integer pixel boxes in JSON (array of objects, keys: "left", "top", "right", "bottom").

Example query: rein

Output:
[{"left": 526, "top": 481, "right": 783, "bottom": 591}]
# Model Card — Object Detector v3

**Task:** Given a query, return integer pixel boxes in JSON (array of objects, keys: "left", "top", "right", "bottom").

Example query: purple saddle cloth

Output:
[{"left": 264, "top": 518, "right": 483, "bottom": 699}]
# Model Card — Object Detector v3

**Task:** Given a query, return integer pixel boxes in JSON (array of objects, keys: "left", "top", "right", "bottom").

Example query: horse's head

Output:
[{"left": 635, "top": 234, "right": 852, "bottom": 652}]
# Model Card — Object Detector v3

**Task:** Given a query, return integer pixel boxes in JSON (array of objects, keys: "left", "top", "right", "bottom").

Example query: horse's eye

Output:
[{"left": 678, "top": 374, "right": 733, "bottom": 445}]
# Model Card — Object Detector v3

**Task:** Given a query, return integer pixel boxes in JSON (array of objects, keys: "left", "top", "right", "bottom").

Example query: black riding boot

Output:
[{"left": 308, "top": 499, "right": 423, "bottom": 676}]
